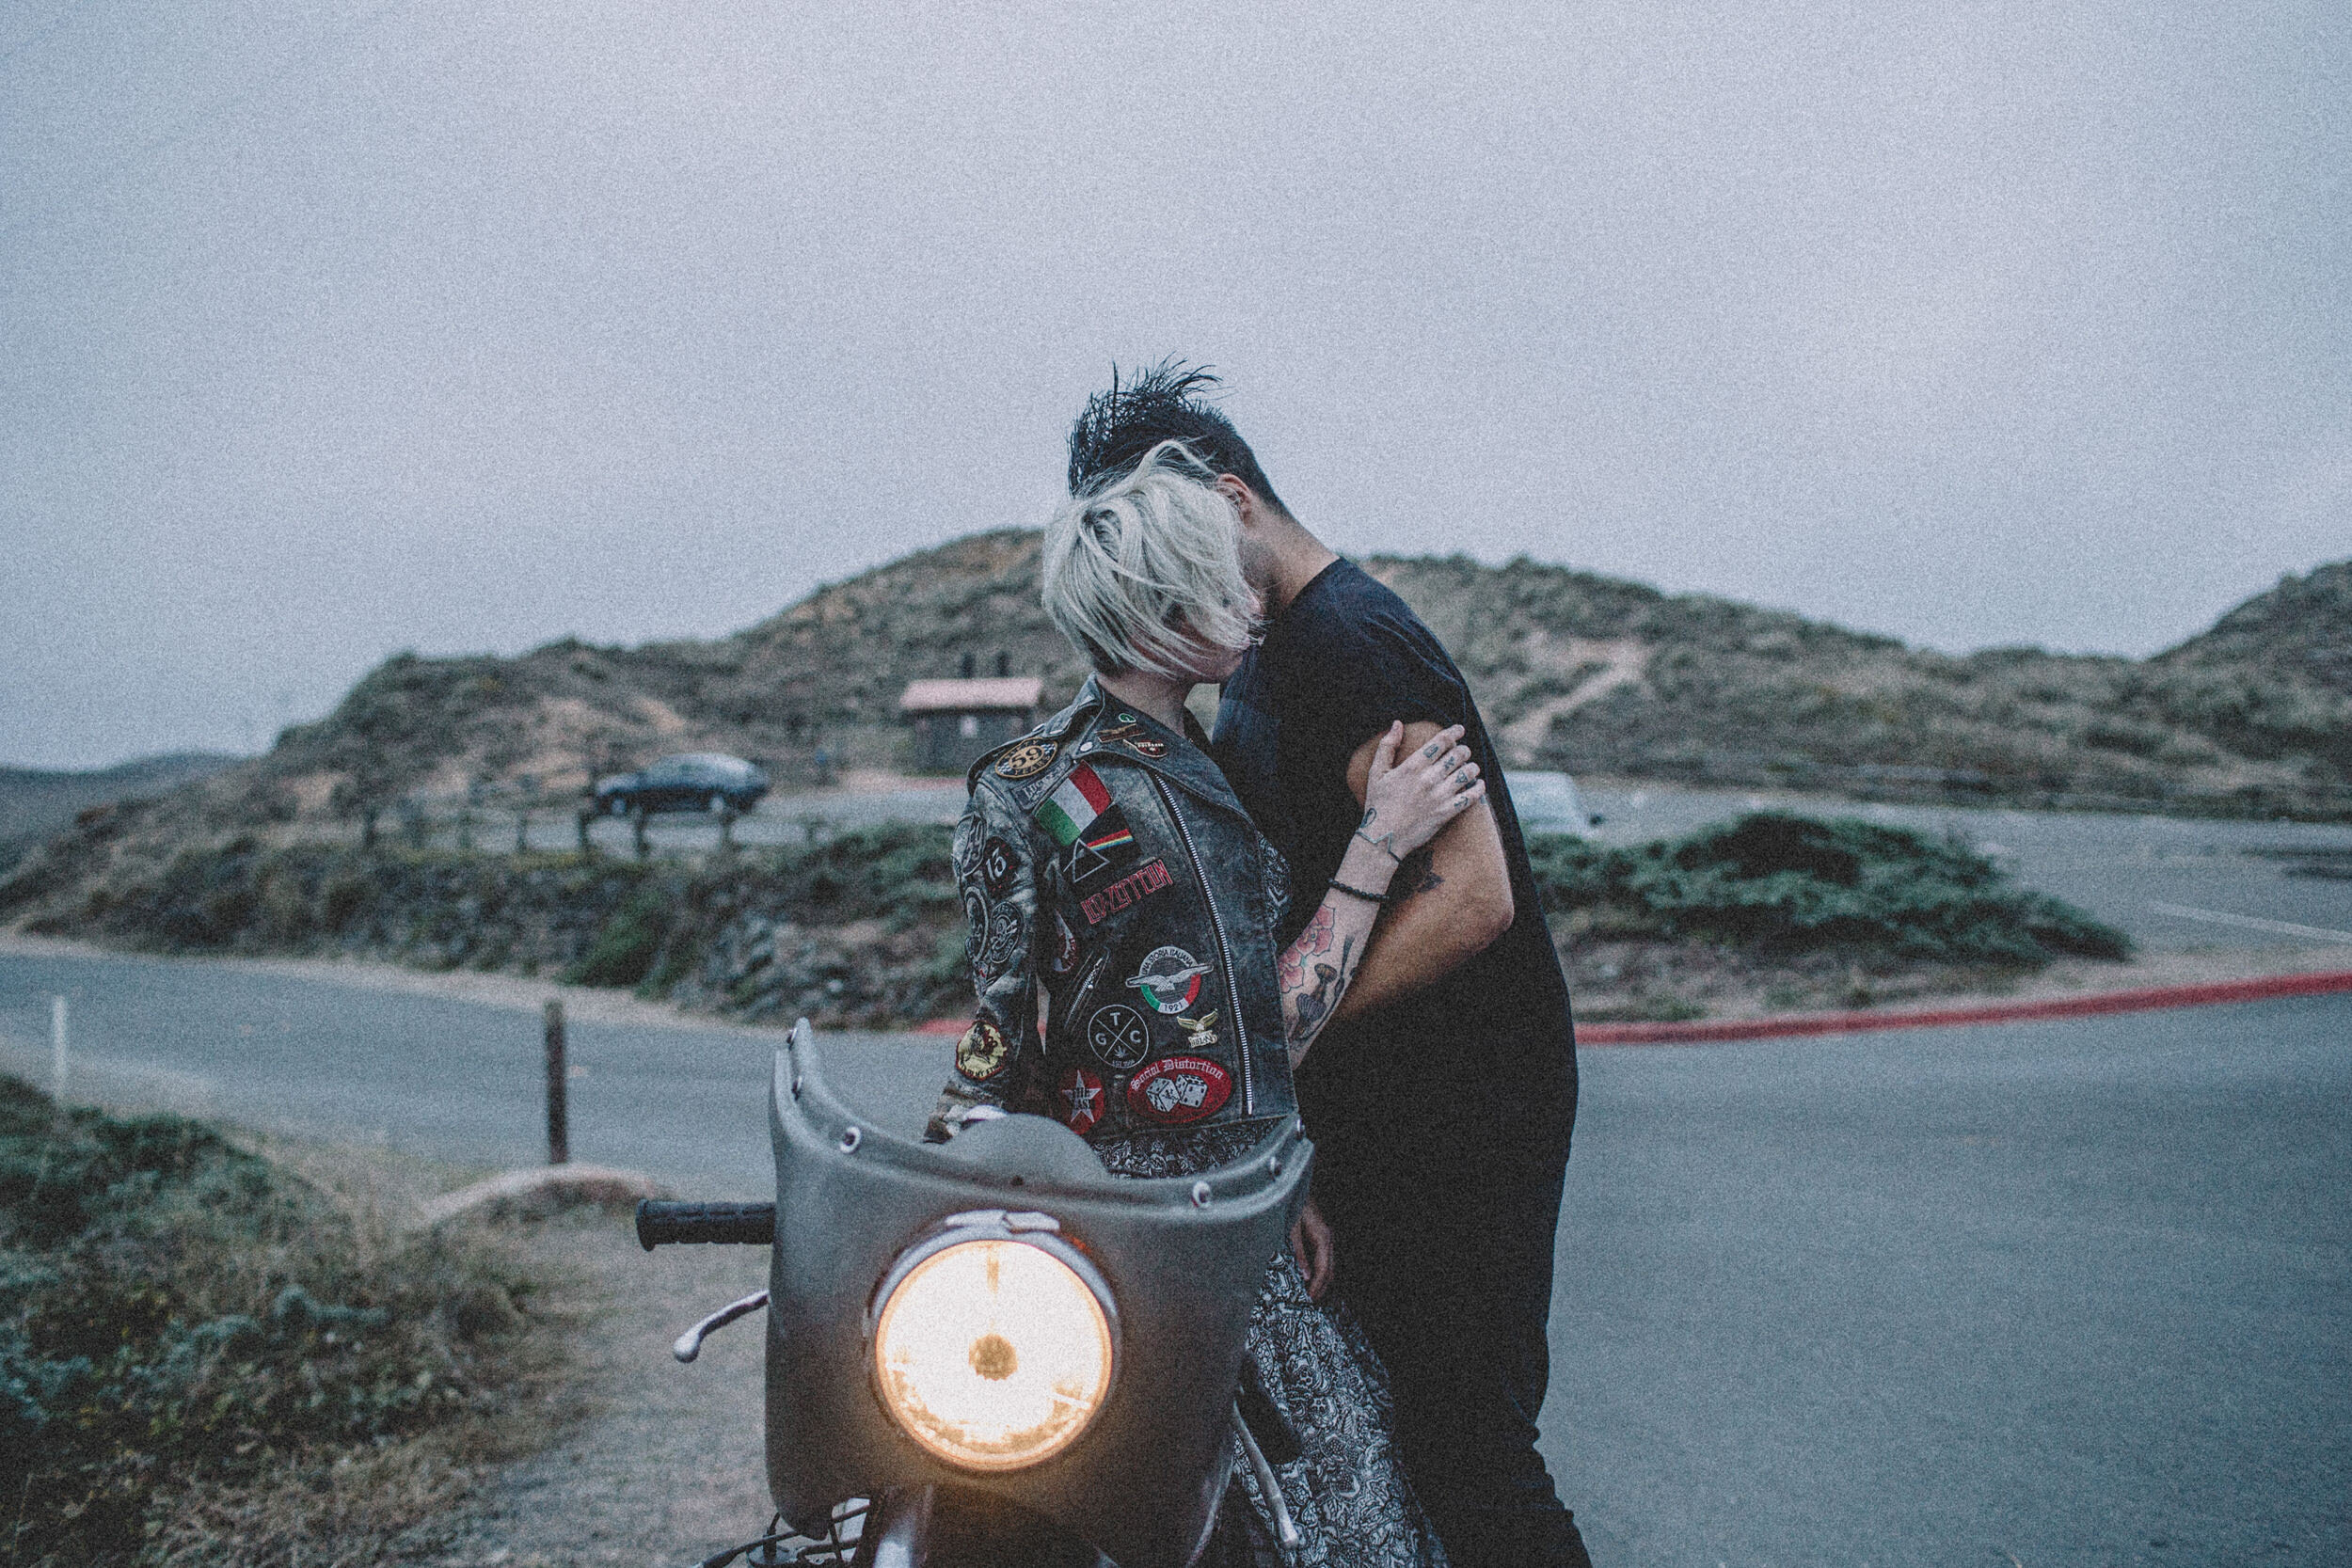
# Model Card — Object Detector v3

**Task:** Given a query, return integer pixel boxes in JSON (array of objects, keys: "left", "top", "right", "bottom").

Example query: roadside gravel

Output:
[{"left": 432, "top": 1212, "right": 777, "bottom": 1568}]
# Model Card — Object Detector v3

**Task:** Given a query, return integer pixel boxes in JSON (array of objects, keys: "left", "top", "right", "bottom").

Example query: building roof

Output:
[{"left": 898, "top": 677, "right": 1047, "bottom": 715}]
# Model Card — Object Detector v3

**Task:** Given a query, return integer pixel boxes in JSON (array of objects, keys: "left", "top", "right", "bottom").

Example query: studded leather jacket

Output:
[{"left": 928, "top": 677, "right": 1299, "bottom": 1162}]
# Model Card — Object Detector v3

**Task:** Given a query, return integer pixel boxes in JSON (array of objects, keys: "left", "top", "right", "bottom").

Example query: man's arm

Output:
[{"left": 1330, "top": 719, "right": 1514, "bottom": 1022}]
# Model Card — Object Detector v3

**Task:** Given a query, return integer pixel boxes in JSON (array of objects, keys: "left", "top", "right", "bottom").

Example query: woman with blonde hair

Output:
[{"left": 930, "top": 437, "right": 1479, "bottom": 1566}]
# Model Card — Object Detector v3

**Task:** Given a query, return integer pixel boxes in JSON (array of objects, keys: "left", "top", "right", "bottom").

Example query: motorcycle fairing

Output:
[{"left": 765, "top": 1022, "right": 1311, "bottom": 1568}]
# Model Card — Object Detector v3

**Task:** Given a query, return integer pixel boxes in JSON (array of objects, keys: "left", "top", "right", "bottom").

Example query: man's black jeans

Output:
[{"left": 1324, "top": 1158, "right": 1595, "bottom": 1568}]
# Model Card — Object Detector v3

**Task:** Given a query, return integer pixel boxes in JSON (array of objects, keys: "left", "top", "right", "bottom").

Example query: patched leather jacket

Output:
[{"left": 928, "top": 677, "right": 1298, "bottom": 1157}]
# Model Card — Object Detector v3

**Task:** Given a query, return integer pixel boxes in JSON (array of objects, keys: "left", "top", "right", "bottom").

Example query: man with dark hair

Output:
[{"left": 1066, "top": 364, "right": 1594, "bottom": 1568}]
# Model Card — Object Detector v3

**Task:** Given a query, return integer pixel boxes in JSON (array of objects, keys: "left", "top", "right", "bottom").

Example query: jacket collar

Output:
[{"left": 1064, "top": 675, "right": 1252, "bottom": 822}]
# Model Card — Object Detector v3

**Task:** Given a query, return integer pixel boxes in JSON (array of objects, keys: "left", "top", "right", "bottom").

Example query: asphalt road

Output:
[{"left": 1, "top": 948, "right": 2344, "bottom": 1566}]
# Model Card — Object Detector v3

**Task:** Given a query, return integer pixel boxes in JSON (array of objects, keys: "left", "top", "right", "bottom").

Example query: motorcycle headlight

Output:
[{"left": 869, "top": 1224, "right": 1117, "bottom": 1472}]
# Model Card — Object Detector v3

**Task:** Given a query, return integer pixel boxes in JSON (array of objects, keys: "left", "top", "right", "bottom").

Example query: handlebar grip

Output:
[{"left": 636, "top": 1199, "right": 777, "bottom": 1250}]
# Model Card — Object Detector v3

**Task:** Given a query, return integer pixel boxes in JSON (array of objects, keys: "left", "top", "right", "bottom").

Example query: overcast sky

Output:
[{"left": 4, "top": 1, "right": 2346, "bottom": 769}]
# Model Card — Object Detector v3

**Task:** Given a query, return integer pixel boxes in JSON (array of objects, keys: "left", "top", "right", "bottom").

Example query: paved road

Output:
[{"left": 2, "top": 949, "right": 2344, "bottom": 1565}]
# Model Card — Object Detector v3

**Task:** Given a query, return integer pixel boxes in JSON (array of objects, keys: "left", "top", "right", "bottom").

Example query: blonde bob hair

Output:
[{"left": 1041, "top": 440, "right": 1258, "bottom": 678}]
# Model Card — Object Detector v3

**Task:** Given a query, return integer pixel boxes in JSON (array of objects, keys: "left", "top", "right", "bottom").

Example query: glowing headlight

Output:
[{"left": 871, "top": 1234, "right": 1116, "bottom": 1471}]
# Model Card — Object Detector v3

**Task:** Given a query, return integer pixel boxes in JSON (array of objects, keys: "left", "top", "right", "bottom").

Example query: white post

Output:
[{"left": 51, "top": 995, "right": 68, "bottom": 1102}]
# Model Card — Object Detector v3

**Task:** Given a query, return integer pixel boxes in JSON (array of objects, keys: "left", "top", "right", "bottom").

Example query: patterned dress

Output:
[{"left": 1102, "top": 1136, "right": 1449, "bottom": 1568}]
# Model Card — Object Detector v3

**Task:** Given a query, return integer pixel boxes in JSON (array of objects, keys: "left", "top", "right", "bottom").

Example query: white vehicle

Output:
[{"left": 1507, "top": 770, "right": 1600, "bottom": 835}]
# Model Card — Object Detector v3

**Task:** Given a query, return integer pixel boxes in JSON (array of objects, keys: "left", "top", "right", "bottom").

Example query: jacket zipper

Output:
[{"left": 1146, "top": 772, "right": 1253, "bottom": 1115}]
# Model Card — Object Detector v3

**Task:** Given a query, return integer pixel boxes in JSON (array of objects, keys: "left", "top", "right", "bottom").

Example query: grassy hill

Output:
[
  {"left": 3, "top": 544, "right": 2347, "bottom": 931},
  {"left": 0, "top": 752, "right": 241, "bottom": 871}
]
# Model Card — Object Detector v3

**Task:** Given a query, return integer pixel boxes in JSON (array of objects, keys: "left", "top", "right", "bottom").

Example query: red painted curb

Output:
[
  {"left": 1576, "top": 970, "right": 2352, "bottom": 1045},
  {"left": 912, "top": 1017, "right": 966, "bottom": 1036}
]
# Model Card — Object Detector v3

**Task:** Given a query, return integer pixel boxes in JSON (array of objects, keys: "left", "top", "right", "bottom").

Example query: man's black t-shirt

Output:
[{"left": 1211, "top": 559, "right": 1577, "bottom": 1194}]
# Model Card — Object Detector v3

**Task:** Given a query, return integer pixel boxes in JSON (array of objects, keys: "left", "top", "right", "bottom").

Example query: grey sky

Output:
[{"left": 4, "top": 0, "right": 2346, "bottom": 769}]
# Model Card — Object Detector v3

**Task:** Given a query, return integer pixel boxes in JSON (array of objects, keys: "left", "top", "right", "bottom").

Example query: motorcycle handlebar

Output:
[{"left": 635, "top": 1199, "right": 776, "bottom": 1250}]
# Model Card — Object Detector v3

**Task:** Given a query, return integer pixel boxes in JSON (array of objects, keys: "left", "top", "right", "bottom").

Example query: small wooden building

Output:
[{"left": 899, "top": 677, "right": 1045, "bottom": 775}]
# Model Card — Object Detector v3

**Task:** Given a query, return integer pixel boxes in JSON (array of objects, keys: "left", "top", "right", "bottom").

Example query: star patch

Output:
[
  {"left": 1059, "top": 1067, "right": 1104, "bottom": 1136},
  {"left": 1085, "top": 1003, "right": 1151, "bottom": 1070},
  {"left": 955, "top": 1019, "right": 1013, "bottom": 1082},
  {"left": 1126, "top": 1055, "right": 1232, "bottom": 1125},
  {"left": 1126, "top": 944, "right": 1212, "bottom": 1014},
  {"left": 980, "top": 837, "right": 1018, "bottom": 896},
  {"left": 994, "top": 738, "right": 1057, "bottom": 780}
]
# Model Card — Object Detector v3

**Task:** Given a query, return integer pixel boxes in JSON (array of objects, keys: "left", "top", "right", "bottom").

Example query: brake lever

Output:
[{"left": 674, "top": 1289, "right": 771, "bottom": 1363}]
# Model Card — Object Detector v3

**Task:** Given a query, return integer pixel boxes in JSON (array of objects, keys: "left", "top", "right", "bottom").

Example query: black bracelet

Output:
[{"left": 1327, "top": 878, "right": 1391, "bottom": 905}]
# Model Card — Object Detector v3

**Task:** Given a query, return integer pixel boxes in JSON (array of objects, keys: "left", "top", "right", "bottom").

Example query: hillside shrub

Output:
[
  {"left": 0, "top": 1078, "right": 542, "bottom": 1565},
  {"left": 1527, "top": 812, "right": 2131, "bottom": 963}
]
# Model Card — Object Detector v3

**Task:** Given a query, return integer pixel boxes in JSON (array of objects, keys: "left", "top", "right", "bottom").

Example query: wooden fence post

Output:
[{"left": 544, "top": 999, "right": 568, "bottom": 1165}]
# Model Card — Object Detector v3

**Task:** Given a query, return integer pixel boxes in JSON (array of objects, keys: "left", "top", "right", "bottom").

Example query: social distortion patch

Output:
[
  {"left": 1126, "top": 1055, "right": 1232, "bottom": 1125},
  {"left": 1079, "top": 859, "right": 1172, "bottom": 925}
]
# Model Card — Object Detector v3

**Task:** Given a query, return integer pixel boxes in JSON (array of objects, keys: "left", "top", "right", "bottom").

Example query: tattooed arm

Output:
[
  {"left": 1326, "top": 719, "right": 1516, "bottom": 1027},
  {"left": 1279, "top": 722, "right": 1484, "bottom": 1068}
]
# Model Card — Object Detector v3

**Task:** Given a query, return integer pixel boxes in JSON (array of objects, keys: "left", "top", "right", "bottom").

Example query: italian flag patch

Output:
[{"left": 1035, "top": 764, "right": 1111, "bottom": 847}]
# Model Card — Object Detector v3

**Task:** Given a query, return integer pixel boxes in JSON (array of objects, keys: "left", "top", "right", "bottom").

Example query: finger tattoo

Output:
[{"left": 1422, "top": 741, "right": 1443, "bottom": 760}]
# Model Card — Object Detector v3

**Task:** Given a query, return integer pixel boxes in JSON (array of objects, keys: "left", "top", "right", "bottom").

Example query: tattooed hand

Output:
[{"left": 1358, "top": 721, "right": 1483, "bottom": 861}]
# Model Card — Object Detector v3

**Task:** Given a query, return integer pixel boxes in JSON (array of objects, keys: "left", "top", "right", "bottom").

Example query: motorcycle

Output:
[{"left": 637, "top": 1019, "right": 1314, "bottom": 1567}]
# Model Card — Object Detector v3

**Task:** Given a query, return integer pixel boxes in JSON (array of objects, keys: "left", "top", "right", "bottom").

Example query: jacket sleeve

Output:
[{"left": 925, "top": 781, "right": 1050, "bottom": 1141}]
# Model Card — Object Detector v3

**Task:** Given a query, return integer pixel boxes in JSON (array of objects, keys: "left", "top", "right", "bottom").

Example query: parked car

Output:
[
  {"left": 1505, "top": 770, "right": 1602, "bottom": 835},
  {"left": 593, "top": 753, "right": 771, "bottom": 817}
]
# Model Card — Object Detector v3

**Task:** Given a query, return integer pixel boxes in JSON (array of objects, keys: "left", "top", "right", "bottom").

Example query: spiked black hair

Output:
[{"left": 1066, "top": 360, "right": 1287, "bottom": 512}]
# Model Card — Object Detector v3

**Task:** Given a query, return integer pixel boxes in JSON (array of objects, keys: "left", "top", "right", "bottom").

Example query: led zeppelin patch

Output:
[
  {"left": 1126, "top": 1055, "right": 1232, "bottom": 1125},
  {"left": 1126, "top": 945, "right": 1212, "bottom": 1014},
  {"left": 1059, "top": 1067, "right": 1104, "bottom": 1136},
  {"left": 1085, "top": 1003, "right": 1152, "bottom": 1070},
  {"left": 994, "top": 738, "right": 1057, "bottom": 780},
  {"left": 1079, "top": 859, "right": 1172, "bottom": 926},
  {"left": 956, "top": 1019, "right": 1013, "bottom": 1082},
  {"left": 1044, "top": 911, "right": 1079, "bottom": 975},
  {"left": 1172, "top": 1010, "right": 1220, "bottom": 1052},
  {"left": 980, "top": 837, "right": 1018, "bottom": 896}
]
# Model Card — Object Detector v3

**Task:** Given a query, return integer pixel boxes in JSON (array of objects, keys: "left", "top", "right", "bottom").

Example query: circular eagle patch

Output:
[
  {"left": 1126, "top": 1055, "right": 1232, "bottom": 1125},
  {"left": 1125, "top": 945, "right": 1213, "bottom": 1015},
  {"left": 956, "top": 1019, "right": 1013, "bottom": 1082},
  {"left": 994, "top": 739, "right": 1057, "bottom": 780}
]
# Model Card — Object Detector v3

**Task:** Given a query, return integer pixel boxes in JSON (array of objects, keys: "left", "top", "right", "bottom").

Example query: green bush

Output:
[
  {"left": 564, "top": 881, "right": 675, "bottom": 987},
  {"left": 0, "top": 1079, "right": 539, "bottom": 1564},
  {"left": 1527, "top": 812, "right": 2131, "bottom": 964}
]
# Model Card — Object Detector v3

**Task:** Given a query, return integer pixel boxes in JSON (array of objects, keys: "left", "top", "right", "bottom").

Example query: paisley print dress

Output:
[{"left": 1103, "top": 1133, "right": 1449, "bottom": 1568}]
